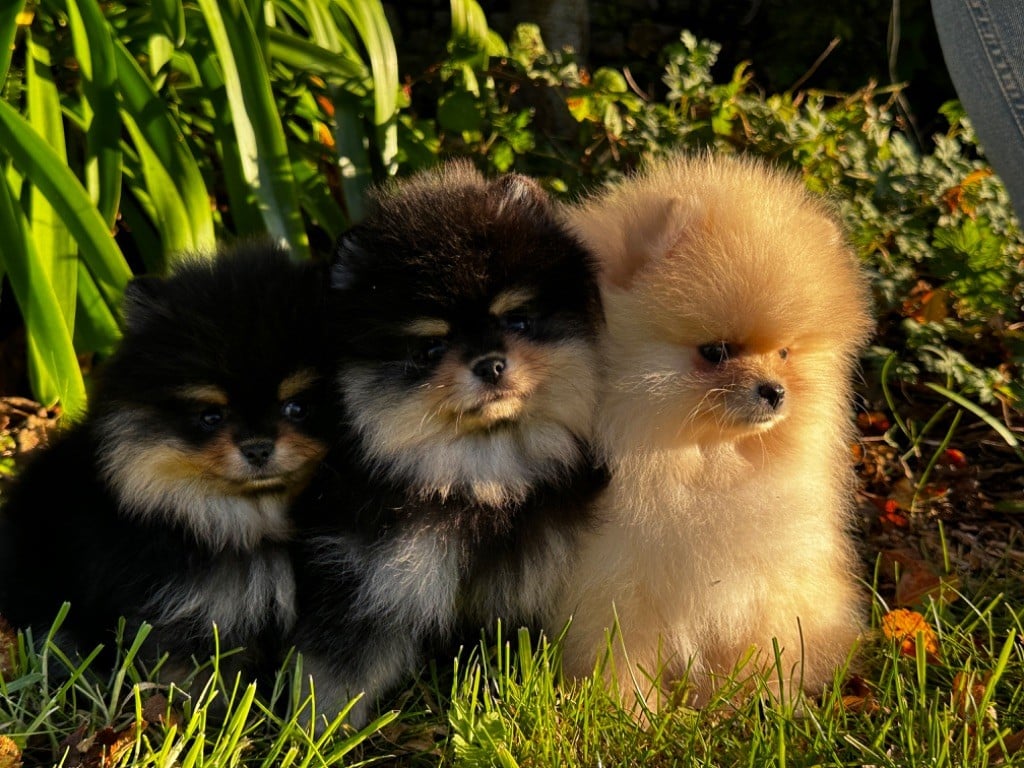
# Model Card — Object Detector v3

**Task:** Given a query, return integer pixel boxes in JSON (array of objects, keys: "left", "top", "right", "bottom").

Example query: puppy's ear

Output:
[
  {"left": 331, "top": 230, "right": 368, "bottom": 290},
  {"left": 488, "top": 173, "right": 551, "bottom": 218},
  {"left": 584, "top": 195, "right": 690, "bottom": 290},
  {"left": 120, "top": 275, "right": 168, "bottom": 333}
]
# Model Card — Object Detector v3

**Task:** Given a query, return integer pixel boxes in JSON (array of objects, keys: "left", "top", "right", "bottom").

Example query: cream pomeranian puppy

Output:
[{"left": 548, "top": 151, "right": 875, "bottom": 714}]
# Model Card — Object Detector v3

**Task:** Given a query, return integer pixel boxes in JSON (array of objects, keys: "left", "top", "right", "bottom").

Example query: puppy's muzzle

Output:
[
  {"left": 471, "top": 354, "right": 507, "bottom": 385},
  {"left": 756, "top": 381, "right": 785, "bottom": 410},
  {"left": 239, "top": 437, "right": 275, "bottom": 469}
]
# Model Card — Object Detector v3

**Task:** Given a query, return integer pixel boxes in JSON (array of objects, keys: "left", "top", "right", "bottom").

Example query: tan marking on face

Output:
[
  {"left": 177, "top": 384, "right": 229, "bottom": 405},
  {"left": 489, "top": 288, "right": 536, "bottom": 317},
  {"left": 404, "top": 317, "right": 451, "bottom": 337},
  {"left": 279, "top": 368, "right": 320, "bottom": 401}
]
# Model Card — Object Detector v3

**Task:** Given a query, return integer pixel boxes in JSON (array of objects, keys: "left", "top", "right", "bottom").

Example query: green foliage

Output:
[{"left": 0, "top": 0, "right": 401, "bottom": 417}]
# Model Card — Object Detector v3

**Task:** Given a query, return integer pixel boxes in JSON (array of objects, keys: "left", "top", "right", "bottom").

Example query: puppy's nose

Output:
[
  {"left": 757, "top": 382, "right": 785, "bottom": 410},
  {"left": 472, "top": 355, "right": 507, "bottom": 385},
  {"left": 239, "top": 438, "right": 275, "bottom": 468}
]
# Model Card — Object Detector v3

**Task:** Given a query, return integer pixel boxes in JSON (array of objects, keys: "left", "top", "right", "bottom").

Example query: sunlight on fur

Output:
[{"left": 548, "top": 150, "right": 875, "bottom": 717}]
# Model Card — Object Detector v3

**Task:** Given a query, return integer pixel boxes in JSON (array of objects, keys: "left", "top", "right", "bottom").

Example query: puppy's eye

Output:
[
  {"left": 501, "top": 313, "right": 533, "bottom": 334},
  {"left": 281, "top": 399, "right": 308, "bottom": 422},
  {"left": 416, "top": 338, "right": 448, "bottom": 364},
  {"left": 779, "top": 348, "right": 789, "bottom": 360},
  {"left": 698, "top": 342, "right": 735, "bottom": 364},
  {"left": 198, "top": 406, "right": 226, "bottom": 430}
]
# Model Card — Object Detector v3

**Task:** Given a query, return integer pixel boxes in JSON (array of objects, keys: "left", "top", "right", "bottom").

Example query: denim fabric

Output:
[{"left": 932, "top": 0, "right": 1024, "bottom": 221}]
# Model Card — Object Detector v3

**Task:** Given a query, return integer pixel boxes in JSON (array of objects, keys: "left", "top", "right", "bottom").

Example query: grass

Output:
[{"left": 2, "top": 575, "right": 1023, "bottom": 767}]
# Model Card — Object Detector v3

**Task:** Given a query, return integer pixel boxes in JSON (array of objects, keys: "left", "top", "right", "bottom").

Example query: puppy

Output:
[
  {"left": 0, "top": 242, "right": 335, "bottom": 687},
  {"left": 548, "top": 151, "right": 875, "bottom": 714},
  {"left": 291, "top": 160, "right": 608, "bottom": 728}
]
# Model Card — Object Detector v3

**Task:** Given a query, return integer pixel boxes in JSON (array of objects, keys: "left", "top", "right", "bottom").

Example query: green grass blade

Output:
[
  {"left": 0, "top": 98, "right": 131, "bottom": 308},
  {"left": 195, "top": 0, "right": 310, "bottom": 257},
  {"left": 0, "top": 173, "right": 87, "bottom": 418},
  {"left": 923, "top": 382, "right": 1023, "bottom": 456},
  {"left": 26, "top": 31, "right": 77, "bottom": 335},
  {"left": 113, "top": 37, "right": 215, "bottom": 255},
  {"left": 66, "top": 0, "right": 123, "bottom": 228},
  {"left": 0, "top": 0, "right": 25, "bottom": 86}
]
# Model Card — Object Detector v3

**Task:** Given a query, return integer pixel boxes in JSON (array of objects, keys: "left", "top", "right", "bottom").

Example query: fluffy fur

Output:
[
  {"left": 547, "top": 151, "right": 875, "bottom": 714},
  {"left": 291, "top": 160, "right": 608, "bottom": 728},
  {"left": 0, "top": 242, "right": 335, "bottom": 685}
]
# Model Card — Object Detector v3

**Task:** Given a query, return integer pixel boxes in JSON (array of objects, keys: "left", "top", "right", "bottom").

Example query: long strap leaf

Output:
[
  {"left": 332, "top": 0, "right": 399, "bottom": 170},
  {"left": 26, "top": 31, "right": 77, "bottom": 336},
  {"left": 67, "top": 0, "right": 123, "bottom": 229},
  {"left": 0, "top": 173, "right": 87, "bottom": 418},
  {"left": 0, "top": 0, "right": 25, "bottom": 86},
  {"left": 194, "top": 0, "right": 309, "bottom": 258},
  {"left": 0, "top": 98, "right": 131, "bottom": 308},
  {"left": 113, "top": 37, "right": 216, "bottom": 255}
]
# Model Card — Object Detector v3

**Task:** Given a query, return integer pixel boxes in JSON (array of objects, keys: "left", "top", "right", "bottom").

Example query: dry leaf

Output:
[
  {"left": 952, "top": 670, "right": 997, "bottom": 729},
  {"left": 856, "top": 410, "right": 891, "bottom": 435},
  {"left": 880, "top": 498, "right": 909, "bottom": 529},
  {"left": 0, "top": 615, "right": 17, "bottom": 679},
  {"left": 100, "top": 721, "right": 143, "bottom": 768},
  {"left": 881, "top": 549, "right": 960, "bottom": 607},
  {"left": 901, "top": 281, "right": 949, "bottom": 323},
  {"left": 59, "top": 720, "right": 146, "bottom": 768},
  {"left": 942, "top": 448, "right": 968, "bottom": 469},
  {"left": 880, "top": 608, "right": 941, "bottom": 662},
  {"left": 989, "top": 728, "right": 1024, "bottom": 763},
  {"left": 0, "top": 736, "right": 21, "bottom": 768},
  {"left": 142, "top": 693, "right": 182, "bottom": 729},
  {"left": 941, "top": 168, "right": 993, "bottom": 216},
  {"left": 897, "top": 567, "right": 960, "bottom": 608},
  {"left": 840, "top": 674, "right": 881, "bottom": 715}
]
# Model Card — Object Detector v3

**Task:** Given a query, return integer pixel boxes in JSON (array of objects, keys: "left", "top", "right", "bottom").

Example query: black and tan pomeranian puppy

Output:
[
  {"left": 546, "top": 152, "right": 875, "bottom": 715},
  {"left": 290, "top": 160, "right": 608, "bottom": 728},
  {"left": 0, "top": 242, "right": 335, "bottom": 687}
]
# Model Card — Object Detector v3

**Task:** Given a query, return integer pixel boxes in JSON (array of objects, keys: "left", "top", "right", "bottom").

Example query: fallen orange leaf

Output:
[
  {"left": 901, "top": 281, "right": 949, "bottom": 323},
  {"left": 880, "top": 498, "right": 909, "bottom": 528},
  {"left": 942, "top": 448, "right": 968, "bottom": 469},
  {"left": 0, "top": 736, "right": 21, "bottom": 768},
  {"left": 941, "top": 169, "right": 992, "bottom": 217},
  {"left": 101, "top": 721, "right": 142, "bottom": 768},
  {"left": 881, "top": 608, "right": 941, "bottom": 662}
]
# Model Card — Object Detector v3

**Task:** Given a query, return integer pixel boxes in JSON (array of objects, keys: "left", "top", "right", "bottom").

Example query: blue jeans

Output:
[{"left": 931, "top": 0, "right": 1024, "bottom": 222}]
